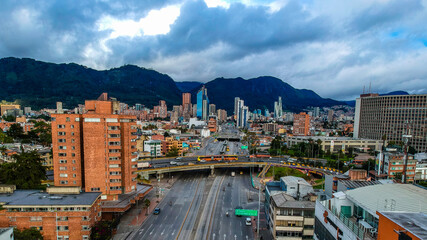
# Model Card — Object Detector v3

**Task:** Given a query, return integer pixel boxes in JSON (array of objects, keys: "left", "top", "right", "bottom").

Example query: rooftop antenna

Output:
[
  {"left": 363, "top": 85, "right": 365, "bottom": 94},
  {"left": 368, "top": 81, "right": 372, "bottom": 93}
]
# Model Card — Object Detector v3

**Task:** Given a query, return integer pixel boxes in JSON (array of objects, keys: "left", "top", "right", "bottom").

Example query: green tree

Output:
[
  {"left": 90, "top": 221, "right": 114, "bottom": 240},
  {"left": 0, "top": 131, "right": 13, "bottom": 143},
  {"left": 144, "top": 199, "right": 151, "bottom": 215},
  {"left": 6, "top": 123, "right": 24, "bottom": 139},
  {"left": 163, "top": 131, "right": 171, "bottom": 137},
  {"left": 0, "top": 151, "right": 46, "bottom": 189},
  {"left": 166, "top": 146, "right": 179, "bottom": 157},
  {"left": 13, "top": 228, "right": 43, "bottom": 240}
]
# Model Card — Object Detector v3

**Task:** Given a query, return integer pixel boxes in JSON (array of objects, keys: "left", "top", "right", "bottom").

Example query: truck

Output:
[
  {"left": 231, "top": 171, "right": 235, "bottom": 177},
  {"left": 137, "top": 162, "right": 151, "bottom": 169}
]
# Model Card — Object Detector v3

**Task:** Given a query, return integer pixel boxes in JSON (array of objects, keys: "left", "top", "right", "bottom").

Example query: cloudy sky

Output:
[{"left": 1, "top": 0, "right": 427, "bottom": 100}]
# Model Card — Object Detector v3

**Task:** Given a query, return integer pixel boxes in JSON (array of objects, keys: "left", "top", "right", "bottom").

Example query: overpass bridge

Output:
[
  {"left": 216, "top": 134, "right": 241, "bottom": 142},
  {"left": 137, "top": 160, "right": 342, "bottom": 180}
]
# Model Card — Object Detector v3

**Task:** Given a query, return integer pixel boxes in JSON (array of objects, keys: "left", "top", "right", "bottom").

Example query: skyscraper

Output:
[
  {"left": 182, "top": 93, "right": 192, "bottom": 120},
  {"left": 209, "top": 104, "right": 216, "bottom": 116},
  {"left": 197, "top": 86, "right": 209, "bottom": 120},
  {"left": 274, "top": 96, "right": 283, "bottom": 118},
  {"left": 234, "top": 97, "right": 240, "bottom": 119},
  {"left": 354, "top": 93, "right": 427, "bottom": 152}
]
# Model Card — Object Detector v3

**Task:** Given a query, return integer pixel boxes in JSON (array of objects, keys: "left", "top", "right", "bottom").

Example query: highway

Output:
[{"left": 131, "top": 171, "right": 259, "bottom": 240}]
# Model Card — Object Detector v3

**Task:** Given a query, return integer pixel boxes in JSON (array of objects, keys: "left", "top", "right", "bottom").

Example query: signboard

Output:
[
  {"left": 235, "top": 209, "right": 258, "bottom": 216},
  {"left": 241, "top": 146, "right": 248, "bottom": 150},
  {"left": 182, "top": 142, "right": 189, "bottom": 148}
]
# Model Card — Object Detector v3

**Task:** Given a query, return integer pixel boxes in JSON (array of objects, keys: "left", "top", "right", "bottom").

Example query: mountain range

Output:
[{"left": 0, "top": 57, "right": 345, "bottom": 113}]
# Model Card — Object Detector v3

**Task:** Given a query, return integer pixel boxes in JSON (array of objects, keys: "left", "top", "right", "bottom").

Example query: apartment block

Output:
[
  {"left": 51, "top": 94, "right": 138, "bottom": 201},
  {"left": 354, "top": 94, "right": 427, "bottom": 152},
  {"left": 376, "top": 152, "right": 417, "bottom": 182},
  {"left": 293, "top": 113, "right": 310, "bottom": 136},
  {"left": 0, "top": 186, "right": 102, "bottom": 240}
]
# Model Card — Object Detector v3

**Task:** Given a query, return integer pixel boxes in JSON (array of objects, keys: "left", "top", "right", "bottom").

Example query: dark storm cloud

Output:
[{"left": 0, "top": 0, "right": 426, "bottom": 100}]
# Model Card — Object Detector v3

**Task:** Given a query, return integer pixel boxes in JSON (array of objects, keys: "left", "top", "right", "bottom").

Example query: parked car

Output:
[{"left": 153, "top": 208, "right": 161, "bottom": 215}]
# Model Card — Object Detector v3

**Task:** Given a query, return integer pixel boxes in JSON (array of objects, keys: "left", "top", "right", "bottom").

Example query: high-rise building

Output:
[
  {"left": 353, "top": 93, "right": 427, "bottom": 152},
  {"left": 313, "top": 107, "right": 320, "bottom": 118},
  {"left": 234, "top": 97, "right": 240, "bottom": 119},
  {"left": 197, "top": 86, "right": 209, "bottom": 120},
  {"left": 293, "top": 112, "right": 310, "bottom": 136},
  {"left": 158, "top": 100, "right": 167, "bottom": 119},
  {"left": 182, "top": 93, "right": 192, "bottom": 119},
  {"left": 192, "top": 104, "right": 197, "bottom": 118},
  {"left": 236, "top": 99, "right": 246, "bottom": 127},
  {"left": 327, "top": 109, "right": 334, "bottom": 122},
  {"left": 217, "top": 109, "right": 227, "bottom": 123},
  {"left": 51, "top": 93, "right": 138, "bottom": 201},
  {"left": 56, "top": 102, "right": 64, "bottom": 114},
  {"left": 209, "top": 104, "right": 216, "bottom": 116},
  {"left": 135, "top": 103, "right": 143, "bottom": 111},
  {"left": 274, "top": 96, "right": 283, "bottom": 118}
]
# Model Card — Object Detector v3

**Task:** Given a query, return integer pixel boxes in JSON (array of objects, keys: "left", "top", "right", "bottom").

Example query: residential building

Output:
[
  {"left": 208, "top": 116, "right": 217, "bottom": 133},
  {"left": 377, "top": 212, "right": 427, "bottom": 240},
  {"left": 182, "top": 93, "right": 192, "bottom": 119},
  {"left": 234, "top": 97, "right": 240, "bottom": 120},
  {"left": 209, "top": 104, "right": 216, "bottom": 116},
  {"left": 327, "top": 109, "right": 334, "bottom": 123},
  {"left": 217, "top": 109, "right": 227, "bottom": 123},
  {"left": 51, "top": 93, "right": 138, "bottom": 201},
  {"left": 353, "top": 94, "right": 427, "bottom": 152},
  {"left": 158, "top": 100, "right": 167, "bottom": 119},
  {"left": 293, "top": 113, "right": 310, "bottom": 136},
  {"left": 415, "top": 160, "right": 427, "bottom": 181},
  {"left": 375, "top": 152, "right": 417, "bottom": 182},
  {"left": 314, "top": 184, "right": 427, "bottom": 240},
  {"left": 143, "top": 140, "right": 162, "bottom": 157},
  {"left": 265, "top": 177, "right": 316, "bottom": 240},
  {"left": 0, "top": 105, "right": 20, "bottom": 116},
  {"left": 56, "top": 102, "right": 64, "bottom": 114},
  {"left": 263, "top": 123, "right": 278, "bottom": 134},
  {"left": 0, "top": 186, "right": 102, "bottom": 240},
  {"left": 161, "top": 137, "right": 183, "bottom": 156},
  {"left": 324, "top": 169, "right": 382, "bottom": 197}
]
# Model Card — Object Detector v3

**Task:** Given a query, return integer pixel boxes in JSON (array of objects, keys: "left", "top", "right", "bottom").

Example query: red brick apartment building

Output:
[
  {"left": 293, "top": 112, "right": 310, "bottom": 136},
  {"left": 0, "top": 186, "right": 101, "bottom": 240},
  {"left": 51, "top": 94, "right": 152, "bottom": 219}
]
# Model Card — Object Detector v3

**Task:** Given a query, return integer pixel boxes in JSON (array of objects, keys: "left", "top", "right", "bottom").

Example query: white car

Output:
[
  {"left": 170, "top": 161, "right": 177, "bottom": 165},
  {"left": 245, "top": 217, "right": 252, "bottom": 226}
]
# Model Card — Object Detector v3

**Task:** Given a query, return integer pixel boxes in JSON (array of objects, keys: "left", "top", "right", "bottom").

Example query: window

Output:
[
  {"left": 110, "top": 186, "right": 121, "bottom": 190},
  {"left": 58, "top": 125, "right": 65, "bottom": 129},
  {"left": 71, "top": 125, "right": 74, "bottom": 129},
  {"left": 58, "top": 139, "right": 66, "bottom": 143},
  {"left": 109, "top": 157, "right": 119, "bottom": 161},
  {"left": 73, "top": 174, "right": 76, "bottom": 177},
  {"left": 71, "top": 139, "right": 75, "bottom": 143},
  {"left": 59, "top": 174, "right": 68, "bottom": 178},
  {"left": 71, "top": 132, "right": 74, "bottom": 136},
  {"left": 30, "top": 216, "right": 42, "bottom": 221},
  {"left": 57, "top": 216, "right": 69, "bottom": 221},
  {"left": 109, "top": 164, "right": 120, "bottom": 168},
  {"left": 71, "top": 153, "right": 75, "bottom": 157},
  {"left": 109, "top": 141, "right": 120, "bottom": 146},
  {"left": 72, "top": 146, "right": 75, "bottom": 150},
  {"left": 59, "top": 167, "right": 67, "bottom": 171},
  {"left": 59, "top": 160, "right": 67, "bottom": 164},
  {"left": 84, "top": 118, "right": 101, "bottom": 122},
  {"left": 82, "top": 216, "right": 89, "bottom": 221},
  {"left": 57, "top": 226, "right": 69, "bottom": 231},
  {"left": 82, "top": 225, "right": 90, "bottom": 230},
  {"left": 108, "top": 126, "right": 119, "bottom": 130},
  {"left": 66, "top": 117, "right": 70, "bottom": 122},
  {"left": 72, "top": 160, "right": 76, "bottom": 164},
  {"left": 90, "top": 188, "right": 100, "bottom": 191},
  {"left": 59, "top": 146, "right": 67, "bottom": 150},
  {"left": 52, "top": 117, "right": 56, "bottom": 121},
  {"left": 60, "top": 180, "right": 68, "bottom": 184},
  {"left": 58, "top": 132, "right": 66, "bottom": 136},
  {"left": 109, "top": 134, "right": 120, "bottom": 138},
  {"left": 110, "top": 179, "right": 121, "bottom": 183},
  {"left": 75, "top": 117, "right": 80, "bottom": 122},
  {"left": 109, "top": 149, "right": 120, "bottom": 153},
  {"left": 109, "top": 171, "right": 121, "bottom": 176},
  {"left": 58, "top": 153, "right": 67, "bottom": 157}
]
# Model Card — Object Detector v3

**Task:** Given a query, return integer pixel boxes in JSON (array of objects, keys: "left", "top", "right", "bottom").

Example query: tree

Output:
[
  {"left": 0, "top": 151, "right": 46, "bottom": 189},
  {"left": 90, "top": 221, "right": 114, "bottom": 240},
  {"left": 144, "top": 199, "right": 151, "bottom": 215},
  {"left": 14, "top": 228, "right": 43, "bottom": 240},
  {"left": 0, "top": 131, "right": 13, "bottom": 143},
  {"left": 6, "top": 123, "right": 24, "bottom": 139},
  {"left": 166, "top": 146, "right": 179, "bottom": 157},
  {"left": 163, "top": 131, "right": 171, "bottom": 137},
  {"left": 2, "top": 115, "right": 16, "bottom": 122}
]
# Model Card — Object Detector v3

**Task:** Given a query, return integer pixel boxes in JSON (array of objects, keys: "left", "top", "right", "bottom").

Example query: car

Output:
[
  {"left": 200, "top": 160, "right": 206, "bottom": 163},
  {"left": 176, "top": 162, "right": 186, "bottom": 166},
  {"left": 170, "top": 161, "right": 177, "bottom": 165},
  {"left": 245, "top": 217, "right": 252, "bottom": 226},
  {"left": 153, "top": 208, "right": 161, "bottom": 215},
  {"left": 176, "top": 157, "right": 182, "bottom": 160}
]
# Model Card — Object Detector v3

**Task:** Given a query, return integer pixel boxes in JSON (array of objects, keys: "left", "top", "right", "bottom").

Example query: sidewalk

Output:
[{"left": 113, "top": 176, "right": 178, "bottom": 240}]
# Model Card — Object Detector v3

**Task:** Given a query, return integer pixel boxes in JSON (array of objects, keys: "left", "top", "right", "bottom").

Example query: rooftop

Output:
[
  {"left": 346, "top": 184, "right": 427, "bottom": 217},
  {"left": 0, "top": 190, "right": 101, "bottom": 206},
  {"left": 339, "top": 180, "right": 381, "bottom": 189},
  {"left": 271, "top": 192, "right": 315, "bottom": 209},
  {"left": 379, "top": 212, "right": 427, "bottom": 239},
  {"left": 281, "top": 176, "right": 311, "bottom": 186}
]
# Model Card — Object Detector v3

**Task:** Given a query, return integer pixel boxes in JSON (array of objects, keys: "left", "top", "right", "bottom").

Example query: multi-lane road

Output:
[{"left": 131, "top": 171, "right": 259, "bottom": 240}]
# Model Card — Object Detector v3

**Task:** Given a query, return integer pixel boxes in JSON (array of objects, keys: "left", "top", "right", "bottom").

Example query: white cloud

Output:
[
  {"left": 97, "top": 5, "right": 181, "bottom": 39},
  {"left": 204, "top": 0, "right": 230, "bottom": 8}
]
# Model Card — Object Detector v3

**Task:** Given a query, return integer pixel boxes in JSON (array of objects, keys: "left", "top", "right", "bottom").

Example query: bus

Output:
[{"left": 197, "top": 155, "right": 238, "bottom": 161}]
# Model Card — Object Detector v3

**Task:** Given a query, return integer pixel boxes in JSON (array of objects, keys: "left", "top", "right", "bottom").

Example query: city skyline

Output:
[{"left": 0, "top": 0, "right": 426, "bottom": 101}]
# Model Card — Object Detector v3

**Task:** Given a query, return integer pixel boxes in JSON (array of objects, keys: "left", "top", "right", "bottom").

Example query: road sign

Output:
[
  {"left": 241, "top": 146, "right": 248, "bottom": 149},
  {"left": 235, "top": 209, "right": 258, "bottom": 216}
]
